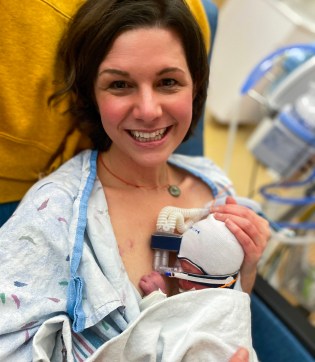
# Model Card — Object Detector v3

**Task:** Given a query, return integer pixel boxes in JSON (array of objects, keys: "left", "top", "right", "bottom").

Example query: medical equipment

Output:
[
  {"left": 152, "top": 206, "right": 209, "bottom": 271},
  {"left": 151, "top": 200, "right": 286, "bottom": 288},
  {"left": 151, "top": 197, "right": 285, "bottom": 272},
  {"left": 240, "top": 44, "right": 315, "bottom": 109},
  {"left": 238, "top": 47, "right": 315, "bottom": 324},
  {"left": 248, "top": 81, "right": 315, "bottom": 179},
  {"left": 208, "top": 0, "right": 315, "bottom": 124},
  {"left": 260, "top": 168, "right": 315, "bottom": 231},
  {"left": 165, "top": 270, "right": 237, "bottom": 288},
  {"left": 233, "top": 44, "right": 315, "bottom": 235},
  {"left": 224, "top": 44, "right": 315, "bottom": 174},
  {"left": 222, "top": 44, "right": 315, "bottom": 179},
  {"left": 151, "top": 206, "right": 242, "bottom": 288},
  {"left": 242, "top": 44, "right": 315, "bottom": 179}
]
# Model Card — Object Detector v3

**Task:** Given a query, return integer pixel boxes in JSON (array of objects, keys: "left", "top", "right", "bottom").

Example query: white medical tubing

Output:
[
  {"left": 153, "top": 206, "right": 209, "bottom": 272},
  {"left": 156, "top": 206, "right": 209, "bottom": 233}
]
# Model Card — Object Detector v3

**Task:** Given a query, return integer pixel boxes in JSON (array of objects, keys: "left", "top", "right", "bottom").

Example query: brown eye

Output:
[
  {"left": 160, "top": 78, "right": 177, "bottom": 87},
  {"left": 110, "top": 81, "right": 129, "bottom": 89}
]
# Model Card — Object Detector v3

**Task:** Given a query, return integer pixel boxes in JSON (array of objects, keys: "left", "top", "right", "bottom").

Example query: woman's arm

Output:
[
  {"left": 0, "top": 183, "right": 73, "bottom": 359},
  {"left": 210, "top": 196, "right": 270, "bottom": 293}
]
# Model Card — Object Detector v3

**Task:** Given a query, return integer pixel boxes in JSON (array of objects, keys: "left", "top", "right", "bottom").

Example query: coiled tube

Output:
[
  {"left": 156, "top": 206, "right": 209, "bottom": 233},
  {"left": 153, "top": 206, "right": 210, "bottom": 272}
]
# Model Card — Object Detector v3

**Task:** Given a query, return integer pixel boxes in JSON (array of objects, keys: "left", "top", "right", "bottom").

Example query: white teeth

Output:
[{"left": 130, "top": 128, "right": 167, "bottom": 142}]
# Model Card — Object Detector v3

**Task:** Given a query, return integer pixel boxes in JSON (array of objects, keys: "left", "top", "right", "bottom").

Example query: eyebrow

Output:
[
  {"left": 98, "top": 67, "right": 185, "bottom": 77},
  {"left": 98, "top": 69, "right": 130, "bottom": 77},
  {"left": 157, "top": 67, "right": 185, "bottom": 76}
]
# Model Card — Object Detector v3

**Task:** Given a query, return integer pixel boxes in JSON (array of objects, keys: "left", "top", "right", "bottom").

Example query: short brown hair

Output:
[{"left": 51, "top": 0, "right": 209, "bottom": 151}]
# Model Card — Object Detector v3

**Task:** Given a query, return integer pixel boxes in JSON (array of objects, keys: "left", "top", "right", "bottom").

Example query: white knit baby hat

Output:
[{"left": 178, "top": 214, "right": 244, "bottom": 275}]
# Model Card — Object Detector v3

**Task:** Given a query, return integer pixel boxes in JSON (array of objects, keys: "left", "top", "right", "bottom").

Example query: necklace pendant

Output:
[{"left": 168, "top": 185, "right": 181, "bottom": 197}]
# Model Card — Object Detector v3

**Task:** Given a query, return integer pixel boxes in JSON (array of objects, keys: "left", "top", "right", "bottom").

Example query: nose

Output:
[{"left": 132, "top": 87, "right": 162, "bottom": 122}]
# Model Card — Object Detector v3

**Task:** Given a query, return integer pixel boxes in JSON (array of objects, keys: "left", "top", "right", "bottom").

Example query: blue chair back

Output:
[{"left": 176, "top": 0, "right": 218, "bottom": 156}]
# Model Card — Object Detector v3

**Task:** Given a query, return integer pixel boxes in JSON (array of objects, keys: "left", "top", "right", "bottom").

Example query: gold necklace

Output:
[{"left": 98, "top": 153, "right": 181, "bottom": 197}]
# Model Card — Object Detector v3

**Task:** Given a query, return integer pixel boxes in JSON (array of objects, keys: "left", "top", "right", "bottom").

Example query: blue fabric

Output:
[
  {"left": 251, "top": 293, "right": 315, "bottom": 362},
  {"left": 201, "top": 0, "right": 218, "bottom": 61},
  {"left": 67, "top": 150, "right": 98, "bottom": 333},
  {"left": 0, "top": 201, "right": 19, "bottom": 227},
  {"left": 176, "top": 110, "right": 205, "bottom": 156}
]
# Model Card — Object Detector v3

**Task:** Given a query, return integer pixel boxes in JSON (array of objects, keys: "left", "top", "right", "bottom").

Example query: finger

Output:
[
  {"left": 225, "top": 196, "right": 238, "bottom": 205},
  {"left": 214, "top": 213, "right": 264, "bottom": 247},
  {"left": 229, "top": 348, "right": 249, "bottom": 362},
  {"left": 224, "top": 218, "right": 266, "bottom": 267},
  {"left": 214, "top": 207, "right": 270, "bottom": 237},
  {"left": 211, "top": 203, "right": 254, "bottom": 220},
  {"left": 224, "top": 218, "right": 257, "bottom": 253}
]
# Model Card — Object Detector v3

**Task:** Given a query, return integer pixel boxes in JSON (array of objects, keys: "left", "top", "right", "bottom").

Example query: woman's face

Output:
[{"left": 94, "top": 27, "right": 194, "bottom": 167}]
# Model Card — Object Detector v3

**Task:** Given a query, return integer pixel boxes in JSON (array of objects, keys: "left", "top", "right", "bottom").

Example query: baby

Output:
[{"left": 139, "top": 214, "right": 245, "bottom": 310}]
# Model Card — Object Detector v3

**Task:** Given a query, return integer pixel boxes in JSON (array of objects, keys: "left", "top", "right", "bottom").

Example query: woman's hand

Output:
[
  {"left": 230, "top": 348, "right": 249, "bottom": 362},
  {"left": 211, "top": 196, "right": 270, "bottom": 292}
]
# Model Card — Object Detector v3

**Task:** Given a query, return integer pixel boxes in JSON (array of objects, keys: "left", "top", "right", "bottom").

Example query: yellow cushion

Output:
[{"left": 186, "top": 0, "right": 211, "bottom": 54}]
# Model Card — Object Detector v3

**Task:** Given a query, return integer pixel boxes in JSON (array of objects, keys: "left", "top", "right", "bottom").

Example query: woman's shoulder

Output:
[
  {"left": 169, "top": 153, "right": 217, "bottom": 170},
  {"left": 7, "top": 150, "right": 97, "bottom": 223},
  {"left": 28, "top": 149, "right": 95, "bottom": 198},
  {"left": 1, "top": 150, "right": 96, "bottom": 236}
]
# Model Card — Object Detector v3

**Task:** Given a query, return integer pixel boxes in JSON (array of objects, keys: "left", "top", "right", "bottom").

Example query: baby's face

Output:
[{"left": 178, "top": 259, "right": 207, "bottom": 291}]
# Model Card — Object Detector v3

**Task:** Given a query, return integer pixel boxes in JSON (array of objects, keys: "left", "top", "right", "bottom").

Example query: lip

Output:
[{"left": 127, "top": 126, "right": 172, "bottom": 146}]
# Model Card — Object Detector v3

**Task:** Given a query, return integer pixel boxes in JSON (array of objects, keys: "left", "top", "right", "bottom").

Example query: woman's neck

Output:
[{"left": 100, "top": 149, "right": 170, "bottom": 189}]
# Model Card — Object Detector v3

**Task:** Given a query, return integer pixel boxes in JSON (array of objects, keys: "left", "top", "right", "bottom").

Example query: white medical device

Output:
[
  {"left": 150, "top": 206, "right": 241, "bottom": 288},
  {"left": 239, "top": 44, "right": 315, "bottom": 235},
  {"left": 248, "top": 80, "right": 315, "bottom": 179},
  {"left": 243, "top": 44, "right": 315, "bottom": 179},
  {"left": 151, "top": 206, "right": 209, "bottom": 272},
  {"left": 150, "top": 199, "right": 284, "bottom": 287}
]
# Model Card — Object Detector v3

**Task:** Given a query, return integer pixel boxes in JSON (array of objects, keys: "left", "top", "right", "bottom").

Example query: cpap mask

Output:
[{"left": 151, "top": 204, "right": 244, "bottom": 288}]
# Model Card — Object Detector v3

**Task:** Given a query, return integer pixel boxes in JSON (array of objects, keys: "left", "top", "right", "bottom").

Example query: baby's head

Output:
[{"left": 177, "top": 214, "right": 244, "bottom": 289}]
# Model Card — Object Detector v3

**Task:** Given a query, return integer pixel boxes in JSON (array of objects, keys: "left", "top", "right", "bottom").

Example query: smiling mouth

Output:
[{"left": 129, "top": 127, "right": 169, "bottom": 142}]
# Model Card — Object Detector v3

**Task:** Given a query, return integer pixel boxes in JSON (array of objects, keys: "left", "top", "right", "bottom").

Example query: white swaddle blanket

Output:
[{"left": 33, "top": 288, "right": 257, "bottom": 362}]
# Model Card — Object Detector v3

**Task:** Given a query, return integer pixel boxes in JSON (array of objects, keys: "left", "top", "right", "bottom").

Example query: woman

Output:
[{"left": 0, "top": 0, "right": 269, "bottom": 360}]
